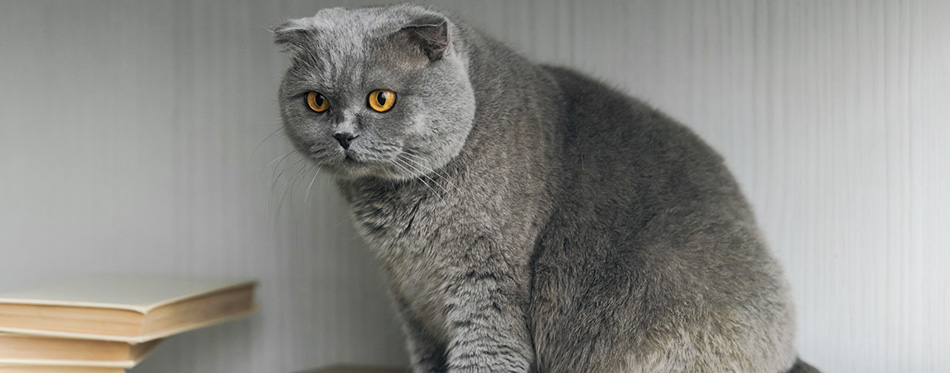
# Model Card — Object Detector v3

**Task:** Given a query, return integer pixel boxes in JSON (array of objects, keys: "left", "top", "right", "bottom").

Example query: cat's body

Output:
[{"left": 276, "top": 4, "right": 812, "bottom": 372}]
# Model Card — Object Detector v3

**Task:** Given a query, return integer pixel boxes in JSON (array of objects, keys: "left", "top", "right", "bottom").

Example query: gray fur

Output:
[{"left": 276, "top": 4, "right": 811, "bottom": 372}]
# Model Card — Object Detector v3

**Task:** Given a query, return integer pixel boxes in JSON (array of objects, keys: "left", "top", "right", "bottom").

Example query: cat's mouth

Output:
[
  {"left": 343, "top": 153, "right": 357, "bottom": 163},
  {"left": 306, "top": 144, "right": 366, "bottom": 164},
  {"left": 311, "top": 149, "right": 398, "bottom": 179},
  {"left": 339, "top": 150, "right": 377, "bottom": 166},
  {"left": 302, "top": 141, "right": 408, "bottom": 179}
]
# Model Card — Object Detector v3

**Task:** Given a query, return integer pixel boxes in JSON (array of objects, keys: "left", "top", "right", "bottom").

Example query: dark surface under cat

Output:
[
  {"left": 298, "top": 366, "right": 409, "bottom": 373},
  {"left": 276, "top": 4, "right": 813, "bottom": 372}
]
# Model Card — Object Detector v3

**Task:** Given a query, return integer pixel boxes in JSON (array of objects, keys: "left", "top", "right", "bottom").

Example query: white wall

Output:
[{"left": 0, "top": 1, "right": 946, "bottom": 372}]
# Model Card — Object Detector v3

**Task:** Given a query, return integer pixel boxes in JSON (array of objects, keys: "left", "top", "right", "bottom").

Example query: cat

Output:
[{"left": 275, "top": 4, "right": 816, "bottom": 373}]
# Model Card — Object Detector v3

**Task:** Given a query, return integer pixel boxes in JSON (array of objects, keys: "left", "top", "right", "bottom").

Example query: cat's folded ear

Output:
[
  {"left": 398, "top": 13, "right": 450, "bottom": 62},
  {"left": 273, "top": 18, "right": 313, "bottom": 54}
]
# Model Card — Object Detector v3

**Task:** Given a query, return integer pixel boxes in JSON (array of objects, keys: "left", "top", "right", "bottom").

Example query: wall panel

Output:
[{"left": 1, "top": 1, "right": 946, "bottom": 372}]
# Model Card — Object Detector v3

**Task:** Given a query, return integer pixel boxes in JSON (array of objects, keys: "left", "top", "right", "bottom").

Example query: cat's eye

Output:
[
  {"left": 306, "top": 92, "right": 330, "bottom": 113},
  {"left": 367, "top": 89, "right": 397, "bottom": 113}
]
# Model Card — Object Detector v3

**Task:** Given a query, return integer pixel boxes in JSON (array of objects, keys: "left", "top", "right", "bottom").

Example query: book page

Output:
[{"left": 0, "top": 274, "right": 255, "bottom": 312}]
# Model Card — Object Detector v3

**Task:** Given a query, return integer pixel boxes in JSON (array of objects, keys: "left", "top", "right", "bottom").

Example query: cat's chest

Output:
[
  {"left": 344, "top": 183, "right": 486, "bottom": 339},
  {"left": 348, "top": 194, "right": 463, "bottom": 339},
  {"left": 383, "top": 247, "right": 452, "bottom": 340},
  {"left": 348, "top": 186, "right": 462, "bottom": 253}
]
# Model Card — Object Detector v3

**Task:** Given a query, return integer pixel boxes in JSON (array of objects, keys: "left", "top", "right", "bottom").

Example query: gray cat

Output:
[{"left": 275, "top": 4, "right": 816, "bottom": 373}]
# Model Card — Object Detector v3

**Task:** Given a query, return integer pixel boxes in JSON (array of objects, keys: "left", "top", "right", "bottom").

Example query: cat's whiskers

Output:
[
  {"left": 305, "top": 163, "right": 322, "bottom": 205},
  {"left": 254, "top": 126, "right": 286, "bottom": 155},
  {"left": 402, "top": 150, "right": 450, "bottom": 179},
  {"left": 390, "top": 158, "right": 443, "bottom": 201},
  {"left": 401, "top": 150, "right": 459, "bottom": 193},
  {"left": 396, "top": 154, "right": 451, "bottom": 196},
  {"left": 290, "top": 158, "right": 316, "bottom": 208},
  {"left": 260, "top": 149, "right": 297, "bottom": 182},
  {"left": 388, "top": 158, "right": 422, "bottom": 188},
  {"left": 272, "top": 154, "right": 305, "bottom": 195},
  {"left": 273, "top": 156, "right": 309, "bottom": 218}
]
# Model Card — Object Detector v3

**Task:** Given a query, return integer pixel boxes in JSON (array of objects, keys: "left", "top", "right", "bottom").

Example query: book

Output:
[
  {"left": 0, "top": 274, "right": 258, "bottom": 343},
  {"left": 0, "top": 333, "right": 160, "bottom": 368},
  {"left": 0, "top": 366, "right": 124, "bottom": 373}
]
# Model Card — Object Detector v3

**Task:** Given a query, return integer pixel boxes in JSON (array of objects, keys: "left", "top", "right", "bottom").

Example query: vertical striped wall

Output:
[{"left": 0, "top": 1, "right": 946, "bottom": 372}]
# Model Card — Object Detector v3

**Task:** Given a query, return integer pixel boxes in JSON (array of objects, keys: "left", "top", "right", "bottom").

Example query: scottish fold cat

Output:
[{"left": 275, "top": 4, "right": 815, "bottom": 372}]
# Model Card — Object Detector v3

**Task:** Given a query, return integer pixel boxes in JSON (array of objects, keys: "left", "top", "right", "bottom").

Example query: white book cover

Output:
[
  {"left": 0, "top": 274, "right": 256, "bottom": 313},
  {"left": 0, "top": 274, "right": 258, "bottom": 343}
]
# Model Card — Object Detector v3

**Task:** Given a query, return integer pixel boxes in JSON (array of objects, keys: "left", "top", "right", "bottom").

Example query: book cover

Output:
[
  {"left": 0, "top": 274, "right": 258, "bottom": 343},
  {"left": 0, "top": 333, "right": 161, "bottom": 368}
]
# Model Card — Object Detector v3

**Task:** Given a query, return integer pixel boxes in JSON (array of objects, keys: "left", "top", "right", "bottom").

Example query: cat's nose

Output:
[{"left": 333, "top": 132, "right": 358, "bottom": 149}]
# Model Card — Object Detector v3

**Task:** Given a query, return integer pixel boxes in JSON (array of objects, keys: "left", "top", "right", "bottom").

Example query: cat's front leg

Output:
[
  {"left": 392, "top": 292, "right": 446, "bottom": 373},
  {"left": 442, "top": 264, "right": 533, "bottom": 372},
  {"left": 404, "top": 329, "right": 444, "bottom": 373}
]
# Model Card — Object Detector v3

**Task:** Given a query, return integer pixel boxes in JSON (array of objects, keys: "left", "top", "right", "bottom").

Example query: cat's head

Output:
[{"left": 275, "top": 5, "right": 475, "bottom": 181}]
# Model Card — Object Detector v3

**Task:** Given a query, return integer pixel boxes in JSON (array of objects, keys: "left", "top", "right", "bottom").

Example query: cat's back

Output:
[
  {"left": 529, "top": 66, "right": 798, "bottom": 372},
  {"left": 540, "top": 65, "right": 748, "bottom": 227}
]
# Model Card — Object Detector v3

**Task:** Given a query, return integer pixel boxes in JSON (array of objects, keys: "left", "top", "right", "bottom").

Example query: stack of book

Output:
[{"left": 0, "top": 275, "right": 258, "bottom": 372}]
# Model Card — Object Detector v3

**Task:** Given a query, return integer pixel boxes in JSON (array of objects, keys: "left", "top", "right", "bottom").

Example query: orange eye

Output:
[
  {"left": 306, "top": 92, "right": 330, "bottom": 112},
  {"left": 367, "top": 89, "right": 396, "bottom": 112}
]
